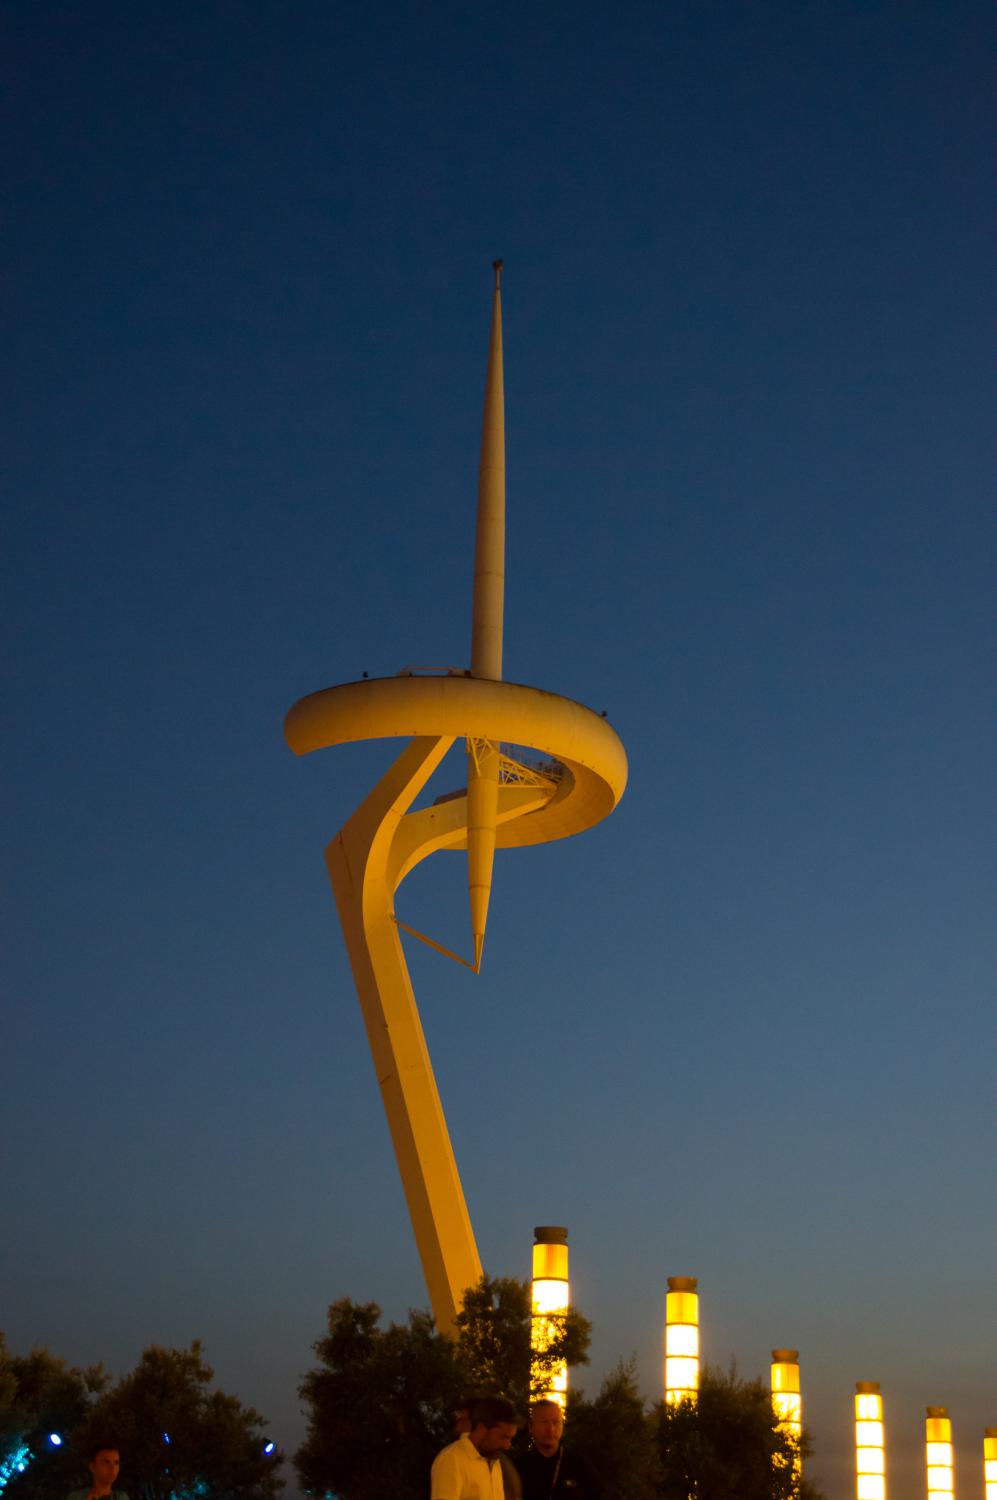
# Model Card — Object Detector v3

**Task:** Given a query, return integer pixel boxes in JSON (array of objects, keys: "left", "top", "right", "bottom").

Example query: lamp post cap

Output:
[
  {"left": 772, "top": 1349, "right": 800, "bottom": 1363},
  {"left": 533, "top": 1225, "right": 569, "bottom": 1244},
  {"left": 926, "top": 1406, "right": 949, "bottom": 1418},
  {"left": 855, "top": 1381, "right": 881, "bottom": 1394},
  {"left": 667, "top": 1275, "right": 698, "bottom": 1291},
  {"left": 985, "top": 1427, "right": 997, "bottom": 1437}
]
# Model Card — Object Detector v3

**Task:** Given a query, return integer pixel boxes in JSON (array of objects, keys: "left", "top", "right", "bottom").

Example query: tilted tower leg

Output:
[{"left": 325, "top": 733, "right": 482, "bottom": 1332}]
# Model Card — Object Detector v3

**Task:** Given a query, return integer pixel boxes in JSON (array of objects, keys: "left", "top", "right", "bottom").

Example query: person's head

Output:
[
  {"left": 468, "top": 1397, "right": 518, "bottom": 1458},
  {"left": 87, "top": 1445, "right": 121, "bottom": 1495},
  {"left": 530, "top": 1399, "right": 564, "bottom": 1456}
]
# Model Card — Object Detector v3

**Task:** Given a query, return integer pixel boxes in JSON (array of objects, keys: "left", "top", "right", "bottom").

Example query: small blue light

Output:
[
  {"left": 163, "top": 1433, "right": 171, "bottom": 1444},
  {"left": 49, "top": 1434, "right": 63, "bottom": 1447},
  {"left": 263, "top": 1442, "right": 275, "bottom": 1455}
]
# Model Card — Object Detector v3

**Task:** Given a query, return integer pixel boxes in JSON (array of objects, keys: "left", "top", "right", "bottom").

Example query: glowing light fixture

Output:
[
  {"left": 925, "top": 1407, "right": 954, "bottom": 1498},
  {"left": 264, "top": 1442, "right": 276, "bottom": 1456},
  {"left": 531, "top": 1225, "right": 569, "bottom": 1408},
  {"left": 984, "top": 1427, "right": 997, "bottom": 1500},
  {"left": 771, "top": 1348, "right": 802, "bottom": 1475},
  {"left": 0, "top": 1444, "right": 32, "bottom": 1495},
  {"left": 48, "top": 1435, "right": 62, "bottom": 1447},
  {"left": 665, "top": 1275, "right": 699, "bottom": 1404},
  {"left": 855, "top": 1381, "right": 886, "bottom": 1500}
]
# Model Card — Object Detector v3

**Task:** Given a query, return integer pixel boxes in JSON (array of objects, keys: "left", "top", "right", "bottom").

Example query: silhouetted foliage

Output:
[
  {"left": 296, "top": 1276, "right": 591, "bottom": 1500},
  {"left": 0, "top": 1336, "right": 281, "bottom": 1500},
  {"left": 455, "top": 1275, "right": 591, "bottom": 1415},
  {"left": 651, "top": 1362, "right": 825, "bottom": 1500},
  {"left": 296, "top": 1295, "right": 832, "bottom": 1500},
  {"left": 73, "top": 1343, "right": 283, "bottom": 1500},
  {"left": 0, "top": 1334, "right": 106, "bottom": 1499},
  {"left": 568, "top": 1361, "right": 659, "bottom": 1500},
  {"left": 296, "top": 1298, "right": 461, "bottom": 1500}
]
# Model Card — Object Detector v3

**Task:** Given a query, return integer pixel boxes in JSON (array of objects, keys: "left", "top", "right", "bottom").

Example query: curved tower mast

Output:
[{"left": 466, "top": 259, "right": 506, "bottom": 971}]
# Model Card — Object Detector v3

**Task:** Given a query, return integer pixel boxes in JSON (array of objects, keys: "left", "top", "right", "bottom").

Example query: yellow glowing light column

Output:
[
  {"left": 665, "top": 1276, "right": 699, "bottom": 1404},
  {"left": 925, "top": 1408, "right": 954, "bottom": 1499},
  {"left": 855, "top": 1382, "right": 886, "bottom": 1500},
  {"left": 984, "top": 1427, "right": 997, "bottom": 1500},
  {"left": 771, "top": 1349, "right": 802, "bottom": 1476},
  {"left": 531, "top": 1226, "right": 569, "bottom": 1407}
]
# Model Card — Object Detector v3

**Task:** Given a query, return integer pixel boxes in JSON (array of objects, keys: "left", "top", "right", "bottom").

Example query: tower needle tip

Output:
[{"left": 493, "top": 259, "right": 503, "bottom": 288}]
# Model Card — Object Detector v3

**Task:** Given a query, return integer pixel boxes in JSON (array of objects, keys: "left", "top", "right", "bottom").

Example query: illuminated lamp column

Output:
[
  {"left": 531, "top": 1226, "right": 569, "bottom": 1408},
  {"left": 925, "top": 1408, "right": 955, "bottom": 1500},
  {"left": 771, "top": 1349, "right": 802, "bottom": 1476},
  {"left": 983, "top": 1428, "right": 997, "bottom": 1500},
  {"left": 664, "top": 1276, "right": 699, "bottom": 1404},
  {"left": 977, "top": 1428, "right": 995, "bottom": 1500},
  {"left": 855, "top": 1382, "right": 887, "bottom": 1500}
]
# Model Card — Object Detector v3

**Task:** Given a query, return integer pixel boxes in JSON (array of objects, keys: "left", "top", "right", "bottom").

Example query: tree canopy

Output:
[
  {"left": 296, "top": 1299, "right": 457, "bottom": 1500},
  {"left": 4, "top": 1306, "right": 829, "bottom": 1500},
  {"left": 74, "top": 1343, "right": 283, "bottom": 1500},
  {"left": 567, "top": 1361, "right": 661, "bottom": 1500},
  {"left": 297, "top": 1305, "right": 826, "bottom": 1500},
  {"left": 652, "top": 1363, "right": 823, "bottom": 1500},
  {"left": 0, "top": 1337, "right": 282, "bottom": 1500},
  {"left": 295, "top": 1276, "right": 591, "bottom": 1500},
  {"left": 454, "top": 1276, "right": 591, "bottom": 1414},
  {"left": 1, "top": 1334, "right": 105, "bottom": 1499}
]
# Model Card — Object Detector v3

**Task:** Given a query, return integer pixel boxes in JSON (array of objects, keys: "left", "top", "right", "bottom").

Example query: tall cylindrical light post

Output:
[
  {"left": 984, "top": 1427, "right": 997, "bottom": 1500},
  {"left": 925, "top": 1408, "right": 954, "bottom": 1499},
  {"left": 771, "top": 1349, "right": 802, "bottom": 1475},
  {"left": 855, "top": 1381, "right": 887, "bottom": 1500},
  {"left": 531, "top": 1226, "right": 569, "bottom": 1408},
  {"left": 665, "top": 1276, "right": 699, "bottom": 1404}
]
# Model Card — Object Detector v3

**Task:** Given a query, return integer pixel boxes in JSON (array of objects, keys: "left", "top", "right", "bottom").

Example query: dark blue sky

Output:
[{"left": 3, "top": 4, "right": 994, "bottom": 1496}]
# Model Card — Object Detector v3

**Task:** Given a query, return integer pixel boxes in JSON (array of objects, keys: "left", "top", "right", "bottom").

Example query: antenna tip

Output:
[{"left": 492, "top": 258, "right": 503, "bottom": 288}]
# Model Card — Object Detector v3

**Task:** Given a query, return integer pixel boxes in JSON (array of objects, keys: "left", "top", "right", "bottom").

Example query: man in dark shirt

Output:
[{"left": 516, "top": 1400, "right": 600, "bottom": 1500}]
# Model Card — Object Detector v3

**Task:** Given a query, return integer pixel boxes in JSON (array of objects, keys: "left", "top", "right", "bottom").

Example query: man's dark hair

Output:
[
  {"left": 471, "top": 1396, "right": 518, "bottom": 1429},
  {"left": 531, "top": 1398, "right": 562, "bottom": 1415},
  {"left": 88, "top": 1442, "right": 120, "bottom": 1461}
]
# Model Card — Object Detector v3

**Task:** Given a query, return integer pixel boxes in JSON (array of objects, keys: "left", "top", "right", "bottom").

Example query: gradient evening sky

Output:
[{"left": 2, "top": 4, "right": 994, "bottom": 1496}]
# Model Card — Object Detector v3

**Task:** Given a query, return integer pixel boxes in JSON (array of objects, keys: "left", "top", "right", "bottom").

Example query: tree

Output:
[
  {"left": 0, "top": 1334, "right": 105, "bottom": 1500},
  {"left": 0, "top": 1337, "right": 280, "bottom": 1500},
  {"left": 454, "top": 1276, "right": 591, "bottom": 1415},
  {"left": 296, "top": 1277, "right": 591, "bottom": 1500},
  {"left": 651, "top": 1363, "right": 825, "bottom": 1500},
  {"left": 296, "top": 1299, "right": 460, "bottom": 1500},
  {"left": 568, "top": 1362, "right": 659, "bottom": 1500},
  {"left": 71, "top": 1342, "right": 283, "bottom": 1500}
]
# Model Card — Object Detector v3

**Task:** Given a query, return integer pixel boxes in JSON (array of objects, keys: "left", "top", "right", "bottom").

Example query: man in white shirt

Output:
[{"left": 431, "top": 1396, "right": 519, "bottom": 1500}]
